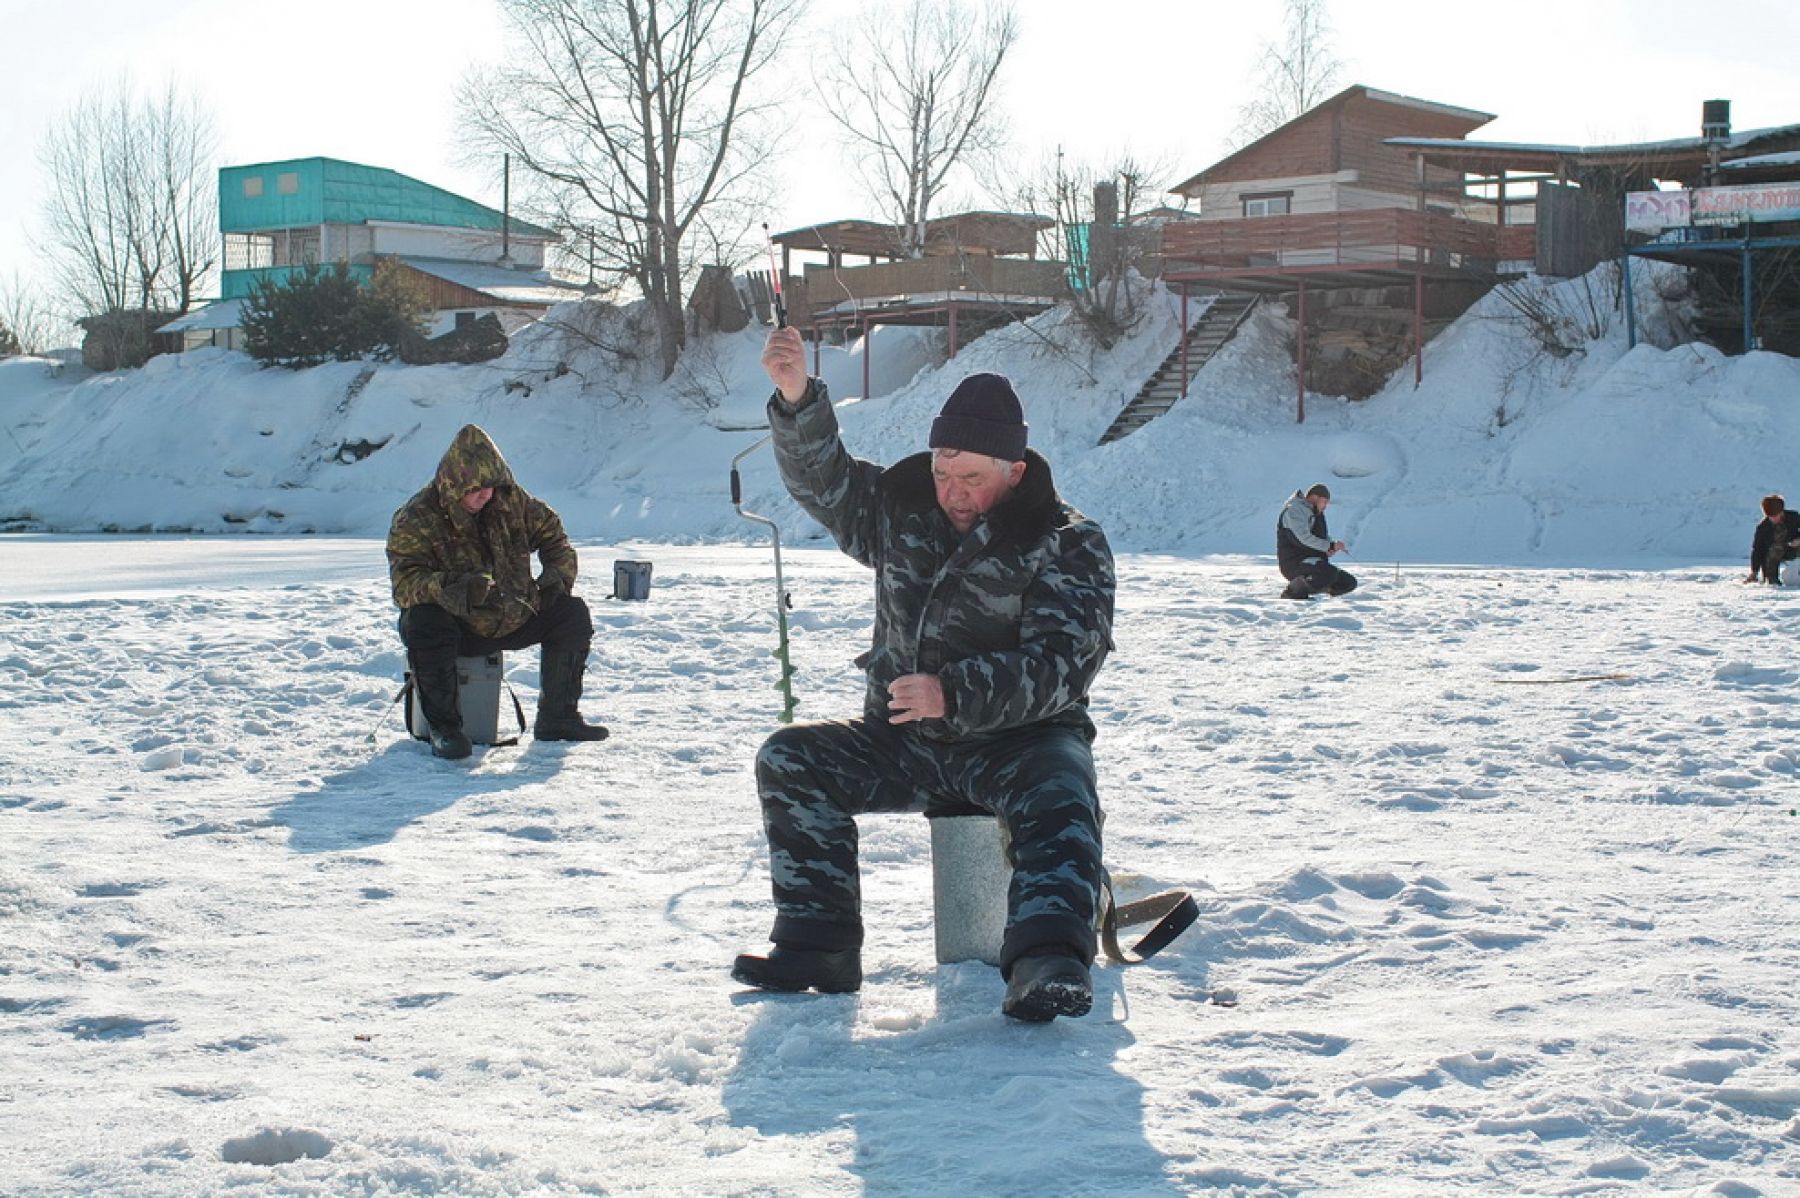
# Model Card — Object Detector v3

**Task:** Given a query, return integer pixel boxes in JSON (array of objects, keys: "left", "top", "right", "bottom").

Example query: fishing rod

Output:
[
  {"left": 761, "top": 221, "right": 788, "bottom": 329},
  {"left": 731, "top": 432, "right": 797, "bottom": 723}
]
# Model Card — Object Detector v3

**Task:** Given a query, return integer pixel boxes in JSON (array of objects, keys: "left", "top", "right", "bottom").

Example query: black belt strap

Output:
[{"left": 1099, "top": 883, "right": 1199, "bottom": 965}]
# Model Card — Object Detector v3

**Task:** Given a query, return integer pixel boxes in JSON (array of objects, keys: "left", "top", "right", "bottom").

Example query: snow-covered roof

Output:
[
  {"left": 1720, "top": 150, "right": 1800, "bottom": 170},
  {"left": 156, "top": 299, "right": 247, "bottom": 334},
  {"left": 396, "top": 257, "right": 592, "bottom": 307},
  {"left": 1387, "top": 123, "right": 1800, "bottom": 161}
]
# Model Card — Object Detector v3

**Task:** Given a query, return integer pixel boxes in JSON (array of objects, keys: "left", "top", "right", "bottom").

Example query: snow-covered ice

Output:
[
  {"left": 2, "top": 538, "right": 1797, "bottom": 1196},
  {"left": 3, "top": 267, "right": 1799, "bottom": 1193}
]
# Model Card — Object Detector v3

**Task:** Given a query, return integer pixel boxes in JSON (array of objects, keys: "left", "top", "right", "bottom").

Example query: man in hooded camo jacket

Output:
[
  {"left": 387, "top": 424, "right": 608, "bottom": 759},
  {"left": 731, "top": 326, "right": 1115, "bottom": 1022}
]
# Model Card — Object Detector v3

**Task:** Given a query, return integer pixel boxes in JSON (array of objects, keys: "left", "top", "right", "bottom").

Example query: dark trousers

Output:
[
  {"left": 1281, "top": 557, "right": 1358, "bottom": 596},
  {"left": 398, "top": 595, "right": 593, "bottom": 668},
  {"left": 754, "top": 717, "right": 1105, "bottom": 973}
]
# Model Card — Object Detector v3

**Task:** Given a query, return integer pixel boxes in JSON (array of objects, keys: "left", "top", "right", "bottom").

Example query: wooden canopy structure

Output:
[
  {"left": 768, "top": 211, "right": 1052, "bottom": 268},
  {"left": 765, "top": 210, "right": 1066, "bottom": 395}
]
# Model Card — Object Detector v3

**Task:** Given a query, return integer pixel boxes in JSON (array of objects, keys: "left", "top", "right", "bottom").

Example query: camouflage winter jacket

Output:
[
  {"left": 386, "top": 424, "right": 580, "bottom": 639},
  {"left": 769, "top": 381, "right": 1115, "bottom": 743}
]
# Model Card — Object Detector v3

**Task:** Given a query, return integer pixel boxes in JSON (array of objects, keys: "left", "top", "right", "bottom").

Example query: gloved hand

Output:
[
  {"left": 453, "top": 572, "right": 498, "bottom": 609},
  {"left": 536, "top": 567, "right": 569, "bottom": 605}
]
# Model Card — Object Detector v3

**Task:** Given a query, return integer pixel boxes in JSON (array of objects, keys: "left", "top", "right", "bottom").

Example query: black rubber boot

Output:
[
  {"left": 412, "top": 658, "right": 471, "bottom": 760},
  {"left": 1281, "top": 579, "right": 1313, "bottom": 601},
  {"left": 535, "top": 643, "right": 609, "bottom": 742},
  {"left": 731, "top": 946, "right": 862, "bottom": 994},
  {"left": 1002, "top": 948, "right": 1092, "bottom": 1022}
]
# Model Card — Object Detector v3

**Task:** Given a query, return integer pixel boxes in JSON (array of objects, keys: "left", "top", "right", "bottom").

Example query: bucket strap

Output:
[{"left": 1099, "top": 881, "right": 1199, "bottom": 965}]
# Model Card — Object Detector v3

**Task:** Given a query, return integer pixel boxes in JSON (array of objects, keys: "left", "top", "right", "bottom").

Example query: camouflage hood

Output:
[
  {"left": 432, "top": 425, "right": 518, "bottom": 514},
  {"left": 386, "top": 425, "right": 579, "bottom": 640}
]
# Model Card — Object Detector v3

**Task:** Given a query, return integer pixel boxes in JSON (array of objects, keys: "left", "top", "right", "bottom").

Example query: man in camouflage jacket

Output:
[
  {"left": 387, "top": 423, "right": 607, "bottom": 758},
  {"left": 732, "top": 327, "right": 1115, "bottom": 1021}
]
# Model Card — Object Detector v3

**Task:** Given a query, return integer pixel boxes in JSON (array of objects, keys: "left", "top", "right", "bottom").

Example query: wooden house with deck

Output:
[{"left": 1145, "top": 85, "right": 1536, "bottom": 426}]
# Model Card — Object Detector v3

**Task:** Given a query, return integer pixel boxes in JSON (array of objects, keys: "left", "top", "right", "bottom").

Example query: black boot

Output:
[
  {"left": 412, "top": 657, "right": 471, "bottom": 760},
  {"left": 1002, "top": 948, "right": 1092, "bottom": 1022},
  {"left": 535, "top": 642, "right": 609, "bottom": 742},
  {"left": 1281, "top": 579, "right": 1313, "bottom": 601},
  {"left": 731, "top": 946, "right": 862, "bottom": 994}
]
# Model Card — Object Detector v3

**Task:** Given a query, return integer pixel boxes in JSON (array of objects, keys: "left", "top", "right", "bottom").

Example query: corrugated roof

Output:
[
  {"left": 771, "top": 211, "right": 1053, "bottom": 258},
  {"left": 1171, "top": 85, "right": 1495, "bottom": 196},
  {"left": 397, "top": 257, "right": 591, "bottom": 306},
  {"left": 1385, "top": 124, "right": 1800, "bottom": 180},
  {"left": 156, "top": 299, "right": 247, "bottom": 334}
]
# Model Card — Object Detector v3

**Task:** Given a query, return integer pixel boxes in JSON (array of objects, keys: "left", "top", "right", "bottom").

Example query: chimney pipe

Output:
[
  {"left": 500, "top": 154, "right": 512, "bottom": 266},
  {"left": 1701, "top": 99, "right": 1730, "bottom": 143}
]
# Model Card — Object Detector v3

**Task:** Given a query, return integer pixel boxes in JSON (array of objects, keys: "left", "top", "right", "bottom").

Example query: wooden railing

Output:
[
  {"left": 797, "top": 256, "right": 1070, "bottom": 312},
  {"left": 1161, "top": 208, "right": 1535, "bottom": 275}
]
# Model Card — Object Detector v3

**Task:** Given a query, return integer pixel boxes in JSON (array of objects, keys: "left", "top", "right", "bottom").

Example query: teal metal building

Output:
[{"left": 218, "top": 157, "right": 556, "bottom": 300}]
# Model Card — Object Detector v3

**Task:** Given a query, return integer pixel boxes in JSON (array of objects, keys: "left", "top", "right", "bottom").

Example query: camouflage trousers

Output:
[{"left": 754, "top": 717, "right": 1104, "bottom": 972}]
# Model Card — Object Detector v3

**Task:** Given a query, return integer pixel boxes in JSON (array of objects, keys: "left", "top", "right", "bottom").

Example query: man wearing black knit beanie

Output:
[{"left": 732, "top": 326, "right": 1116, "bottom": 1022}]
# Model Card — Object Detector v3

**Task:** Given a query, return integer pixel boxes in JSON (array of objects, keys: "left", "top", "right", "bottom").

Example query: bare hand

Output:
[
  {"left": 1329, "top": 541, "right": 1346, "bottom": 556},
  {"left": 886, "top": 673, "right": 946, "bottom": 724},
  {"left": 761, "top": 327, "right": 809, "bottom": 406}
]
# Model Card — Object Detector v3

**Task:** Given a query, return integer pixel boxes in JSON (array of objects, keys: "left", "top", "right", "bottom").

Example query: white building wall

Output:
[
  {"left": 1196, "top": 172, "right": 1355, "bottom": 220},
  {"left": 368, "top": 223, "right": 548, "bottom": 268}
]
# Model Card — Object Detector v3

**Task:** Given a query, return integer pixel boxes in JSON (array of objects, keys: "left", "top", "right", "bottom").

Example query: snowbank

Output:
[{"left": 3, "top": 266, "right": 1796, "bottom": 564}]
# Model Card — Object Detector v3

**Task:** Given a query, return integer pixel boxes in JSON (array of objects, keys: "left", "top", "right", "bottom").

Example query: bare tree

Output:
[
  {"left": 459, "top": 0, "right": 802, "bottom": 380},
  {"left": 1234, "top": 0, "right": 1343, "bottom": 145},
  {"left": 815, "top": 0, "right": 1018, "bottom": 257},
  {"left": 0, "top": 271, "right": 63, "bottom": 356},
  {"left": 1010, "top": 151, "right": 1167, "bottom": 350},
  {"left": 39, "top": 78, "right": 219, "bottom": 323}
]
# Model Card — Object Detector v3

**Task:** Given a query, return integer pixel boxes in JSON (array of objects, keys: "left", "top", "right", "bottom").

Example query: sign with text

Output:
[{"left": 1628, "top": 182, "right": 1800, "bottom": 232}]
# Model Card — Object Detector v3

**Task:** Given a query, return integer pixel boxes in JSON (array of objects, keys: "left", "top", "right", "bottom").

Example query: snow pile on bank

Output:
[{"left": 2, "top": 264, "right": 1796, "bottom": 564}]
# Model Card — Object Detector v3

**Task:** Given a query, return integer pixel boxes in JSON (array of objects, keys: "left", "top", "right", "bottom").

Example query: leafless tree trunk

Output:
[
  {"left": 1011, "top": 152, "right": 1165, "bottom": 349},
  {"left": 39, "top": 79, "right": 219, "bottom": 326},
  {"left": 814, "top": 0, "right": 1017, "bottom": 257},
  {"left": 0, "top": 271, "right": 63, "bottom": 356},
  {"left": 1234, "top": 0, "right": 1343, "bottom": 145},
  {"left": 460, "top": 0, "right": 800, "bottom": 380}
]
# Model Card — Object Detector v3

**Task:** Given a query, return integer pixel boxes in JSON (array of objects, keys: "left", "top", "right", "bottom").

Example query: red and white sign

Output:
[{"left": 1627, "top": 182, "right": 1800, "bottom": 232}]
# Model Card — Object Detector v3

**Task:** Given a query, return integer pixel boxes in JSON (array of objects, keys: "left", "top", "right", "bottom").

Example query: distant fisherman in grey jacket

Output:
[
  {"left": 1276, "top": 483, "right": 1357, "bottom": 600},
  {"left": 731, "top": 325, "right": 1115, "bottom": 1022}
]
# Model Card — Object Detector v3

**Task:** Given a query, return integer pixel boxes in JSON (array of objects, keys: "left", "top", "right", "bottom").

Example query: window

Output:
[
  {"left": 224, "top": 232, "right": 275, "bottom": 270},
  {"left": 277, "top": 172, "right": 300, "bottom": 195},
  {"left": 242, "top": 176, "right": 264, "bottom": 198},
  {"left": 454, "top": 311, "right": 477, "bottom": 330},
  {"left": 1242, "top": 192, "right": 1291, "bottom": 218}
]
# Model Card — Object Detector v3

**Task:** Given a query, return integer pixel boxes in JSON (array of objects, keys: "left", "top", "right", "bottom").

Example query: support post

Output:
[
  {"left": 1622, "top": 250, "right": 1638, "bottom": 349},
  {"left": 1414, "top": 269, "right": 1424, "bottom": 387},
  {"left": 1296, "top": 279, "right": 1308, "bottom": 424},
  {"left": 861, "top": 317, "right": 871, "bottom": 399},
  {"left": 1180, "top": 285, "right": 1190, "bottom": 397},
  {"left": 1742, "top": 241, "right": 1755, "bottom": 352},
  {"left": 948, "top": 302, "right": 960, "bottom": 358}
]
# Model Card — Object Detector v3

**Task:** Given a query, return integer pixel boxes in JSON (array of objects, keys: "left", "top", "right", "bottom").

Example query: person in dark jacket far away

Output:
[
  {"left": 1745, "top": 493, "right": 1800, "bottom": 585},
  {"left": 731, "top": 326, "right": 1116, "bottom": 1022},
  {"left": 1276, "top": 483, "right": 1357, "bottom": 600},
  {"left": 386, "top": 424, "right": 608, "bottom": 760}
]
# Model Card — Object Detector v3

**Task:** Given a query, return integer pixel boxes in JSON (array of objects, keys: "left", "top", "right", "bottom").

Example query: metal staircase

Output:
[{"left": 1098, "top": 294, "right": 1258, "bottom": 444}]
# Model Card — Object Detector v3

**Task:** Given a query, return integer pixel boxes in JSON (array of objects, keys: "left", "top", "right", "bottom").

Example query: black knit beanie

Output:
[
  {"left": 928, "top": 373, "right": 1028, "bottom": 462},
  {"left": 1306, "top": 483, "right": 1332, "bottom": 500}
]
